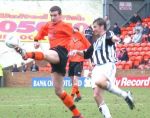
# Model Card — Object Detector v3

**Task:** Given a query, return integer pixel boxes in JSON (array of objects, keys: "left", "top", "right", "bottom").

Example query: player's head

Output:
[
  {"left": 49, "top": 6, "right": 62, "bottom": 23},
  {"left": 93, "top": 18, "right": 107, "bottom": 35}
]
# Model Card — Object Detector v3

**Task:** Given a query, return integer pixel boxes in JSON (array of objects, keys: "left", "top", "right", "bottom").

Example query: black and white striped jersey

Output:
[{"left": 92, "top": 31, "right": 117, "bottom": 65}]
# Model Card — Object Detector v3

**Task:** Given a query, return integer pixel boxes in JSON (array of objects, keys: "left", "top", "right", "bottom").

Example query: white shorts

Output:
[{"left": 91, "top": 62, "right": 116, "bottom": 88}]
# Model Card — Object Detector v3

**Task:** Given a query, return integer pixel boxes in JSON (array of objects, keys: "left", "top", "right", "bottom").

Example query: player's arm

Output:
[
  {"left": 83, "top": 45, "right": 94, "bottom": 59},
  {"left": 33, "top": 23, "right": 49, "bottom": 48},
  {"left": 69, "top": 45, "right": 94, "bottom": 59},
  {"left": 112, "top": 35, "right": 120, "bottom": 43},
  {"left": 106, "top": 31, "right": 120, "bottom": 45},
  {"left": 34, "top": 23, "right": 49, "bottom": 41}
]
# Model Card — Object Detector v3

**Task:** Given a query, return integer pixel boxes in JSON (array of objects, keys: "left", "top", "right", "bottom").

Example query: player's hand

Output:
[
  {"left": 68, "top": 50, "right": 77, "bottom": 57},
  {"left": 34, "top": 41, "right": 40, "bottom": 49}
]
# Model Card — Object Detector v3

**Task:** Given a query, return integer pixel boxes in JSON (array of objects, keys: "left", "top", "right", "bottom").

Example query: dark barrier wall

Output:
[
  {"left": 103, "top": 0, "right": 150, "bottom": 26},
  {"left": 3, "top": 70, "right": 150, "bottom": 87}
]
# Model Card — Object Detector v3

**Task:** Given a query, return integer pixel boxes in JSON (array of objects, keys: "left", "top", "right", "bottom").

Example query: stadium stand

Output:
[{"left": 116, "top": 17, "right": 150, "bottom": 70}]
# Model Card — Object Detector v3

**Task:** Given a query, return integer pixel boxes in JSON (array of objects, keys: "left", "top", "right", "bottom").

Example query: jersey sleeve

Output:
[
  {"left": 34, "top": 23, "right": 49, "bottom": 41},
  {"left": 106, "top": 31, "right": 115, "bottom": 45},
  {"left": 83, "top": 45, "right": 94, "bottom": 59}
]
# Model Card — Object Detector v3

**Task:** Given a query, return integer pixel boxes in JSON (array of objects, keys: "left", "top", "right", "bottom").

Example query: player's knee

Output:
[
  {"left": 95, "top": 78, "right": 107, "bottom": 89},
  {"left": 95, "top": 81, "right": 103, "bottom": 88}
]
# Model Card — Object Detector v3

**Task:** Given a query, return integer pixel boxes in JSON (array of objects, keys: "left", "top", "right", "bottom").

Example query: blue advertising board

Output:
[{"left": 32, "top": 77, "right": 91, "bottom": 88}]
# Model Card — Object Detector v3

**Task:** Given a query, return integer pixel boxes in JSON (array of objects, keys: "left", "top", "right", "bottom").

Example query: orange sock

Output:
[
  {"left": 26, "top": 52, "right": 44, "bottom": 60},
  {"left": 71, "top": 85, "right": 78, "bottom": 98},
  {"left": 60, "top": 91, "right": 80, "bottom": 116},
  {"left": 74, "top": 85, "right": 81, "bottom": 98},
  {"left": 76, "top": 90, "right": 81, "bottom": 98}
]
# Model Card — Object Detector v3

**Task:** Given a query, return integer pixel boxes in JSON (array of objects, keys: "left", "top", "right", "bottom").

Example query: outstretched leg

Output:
[
  {"left": 52, "top": 72, "right": 83, "bottom": 118},
  {"left": 93, "top": 87, "right": 112, "bottom": 118}
]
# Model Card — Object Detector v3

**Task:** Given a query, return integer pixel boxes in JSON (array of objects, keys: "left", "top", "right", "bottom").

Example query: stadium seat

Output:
[
  {"left": 143, "top": 47, "right": 149, "bottom": 52},
  {"left": 128, "top": 31, "right": 133, "bottom": 35},
  {"left": 117, "top": 65, "right": 124, "bottom": 69},
  {"left": 124, "top": 61, "right": 133, "bottom": 69},
  {"left": 128, "top": 43, "right": 134, "bottom": 48},
  {"left": 142, "top": 22, "right": 146, "bottom": 26},
  {"left": 126, "top": 47, "right": 132, "bottom": 52},
  {"left": 148, "top": 22, "right": 150, "bottom": 27},
  {"left": 128, "top": 52, "right": 133, "bottom": 57},
  {"left": 126, "top": 27, "right": 133, "bottom": 31},
  {"left": 122, "top": 31, "right": 128, "bottom": 36},
  {"left": 39, "top": 67, "right": 43, "bottom": 72},
  {"left": 127, "top": 61, "right": 133, "bottom": 68},
  {"left": 134, "top": 43, "right": 140, "bottom": 48},
  {"left": 121, "top": 27, "right": 127, "bottom": 32},
  {"left": 147, "top": 43, "right": 150, "bottom": 48},
  {"left": 44, "top": 67, "right": 50, "bottom": 72},
  {"left": 121, "top": 61, "right": 126, "bottom": 66},
  {"left": 129, "top": 56, "right": 135, "bottom": 61},
  {"left": 139, "top": 51, "right": 145, "bottom": 56},
  {"left": 124, "top": 64, "right": 130, "bottom": 69},
  {"left": 141, "top": 43, "right": 147, "bottom": 47},
  {"left": 116, "top": 61, "right": 124, "bottom": 69},
  {"left": 131, "top": 47, "right": 136, "bottom": 52},
  {"left": 39, "top": 67, "right": 45, "bottom": 72},
  {"left": 115, "top": 62, "right": 120, "bottom": 67},
  {"left": 129, "top": 23, "right": 135, "bottom": 27},
  {"left": 116, "top": 44, "right": 121, "bottom": 49},
  {"left": 143, "top": 18, "right": 150, "bottom": 23},
  {"left": 134, "top": 52, "right": 140, "bottom": 56},
  {"left": 133, "top": 56, "right": 142, "bottom": 67},
  {"left": 143, "top": 51, "right": 150, "bottom": 62},
  {"left": 136, "top": 56, "right": 143, "bottom": 63},
  {"left": 137, "top": 47, "right": 143, "bottom": 52},
  {"left": 47, "top": 63, "right": 51, "bottom": 67}
]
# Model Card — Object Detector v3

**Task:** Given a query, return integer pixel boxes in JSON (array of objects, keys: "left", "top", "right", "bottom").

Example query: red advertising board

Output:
[{"left": 116, "top": 77, "right": 150, "bottom": 88}]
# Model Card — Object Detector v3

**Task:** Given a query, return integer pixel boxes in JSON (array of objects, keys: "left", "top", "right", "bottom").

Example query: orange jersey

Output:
[
  {"left": 34, "top": 21, "right": 73, "bottom": 50},
  {"left": 69, "top": 31, "right": 91, "bottom": 62}
]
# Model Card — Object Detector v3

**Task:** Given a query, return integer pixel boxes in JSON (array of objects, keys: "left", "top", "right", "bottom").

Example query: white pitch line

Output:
[
  {"left": 0, "top": 103, "right": 144, "bottom": 107},
  {"left": 0, "top": 104, "right": 51, "bottom": 107}
]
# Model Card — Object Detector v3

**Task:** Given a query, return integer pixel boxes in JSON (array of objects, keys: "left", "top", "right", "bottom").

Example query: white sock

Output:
[
  {"left": 106, "top": 81, "right": 127, "bottom": 99},
  {"left": 99, "top": 103, "right": 112, "bottom": 118}
]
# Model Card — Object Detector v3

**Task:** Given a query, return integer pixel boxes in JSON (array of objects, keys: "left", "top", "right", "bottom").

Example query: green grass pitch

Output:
[{"left": 0, "top": 88, "right": 149, "bottom": 118}]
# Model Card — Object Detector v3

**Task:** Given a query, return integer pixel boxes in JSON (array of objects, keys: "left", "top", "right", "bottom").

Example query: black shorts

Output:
[
  {"left": 51, "top": 46, "right": 68, "bottom": 76},
  {"left": 68, "top": 62, "right": 83, "bottom": 77}
]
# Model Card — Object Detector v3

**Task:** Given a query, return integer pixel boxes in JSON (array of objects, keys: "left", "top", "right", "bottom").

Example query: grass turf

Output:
[{"left": 0, "top": 87, "right": 149, "bottom": 118}]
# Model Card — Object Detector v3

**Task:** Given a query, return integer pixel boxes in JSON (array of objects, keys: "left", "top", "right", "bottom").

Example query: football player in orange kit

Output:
[
  {"left": 68, "top": 27, "right": 90, "bottom": 102},
  {"left": 14, "top": 6, "right": 84, "bottom": 118}
]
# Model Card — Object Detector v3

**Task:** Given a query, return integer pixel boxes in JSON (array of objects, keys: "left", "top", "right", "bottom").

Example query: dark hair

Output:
[
  {"left": 49, "top": 6, "right": 62, "bottom": 15},
  {"left": 93, "top": 18, "right": 107, "bottom": 30}
]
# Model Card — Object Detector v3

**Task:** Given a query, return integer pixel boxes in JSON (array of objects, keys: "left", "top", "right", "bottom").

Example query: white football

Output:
[{"left": 5, "top": 35, "right": 20, "bottom": 48}]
